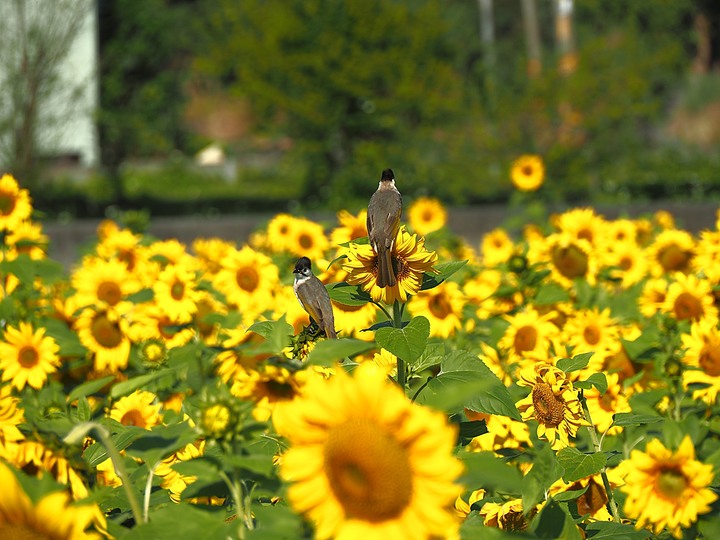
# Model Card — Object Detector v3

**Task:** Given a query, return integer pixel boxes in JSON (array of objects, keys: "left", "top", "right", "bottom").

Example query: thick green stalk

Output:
[{"left": 392, "top": 301, "right": 407, "bottom": 389}]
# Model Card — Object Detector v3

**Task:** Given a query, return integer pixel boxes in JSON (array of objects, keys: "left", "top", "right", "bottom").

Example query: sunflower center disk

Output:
[
  {"left": 18, "top": 346, "right": 39, "bottom": 368},
  {"left": 120, "top": 409, "right": 147, "bottom": 428},
  {"left": 235, "top": 268, "right": 259, "bottom": 292},
  {"left": 700, "top": 345, "right": 720, "bottom": 377},
  {"left": 514, "top": 327, "right": 537, "bottom": 353},
  {"left": 0, "top": 194, "right": 16, "bottom": 215},
  {"left": 170, "top": 281, "right": 185, "bottom": 301},
  {"left": 532, "top": 383, "right": 565, "bottom": 426},
  {"left": 98, "top": 281, "right": 122, "bottom": 306},
  {"left": 674, "top": 292, "right": 702, "bottom": 321},
  {"left": 324, "top": 418, "right": 413, "bottom": 522},
  {"left": 583, "top": 325, "right": 601, "bottom": 345},
  {"left": 658, "top": 244, "right": 690, "bottom": 273},
  {"left": 91, "top": 316, "right": 123, "bottom": 348},
  {"left": 656, "top": 468, "right": 688, "bottom": 499},
  {"left": 428, "top": 295, "right": 451, "bottom": 319},
  {"left": 0, "top": 522, "right": 50, "bottom": 540},
  {"left": 551, "top": 244, "right": 588, "bottom": 280}
]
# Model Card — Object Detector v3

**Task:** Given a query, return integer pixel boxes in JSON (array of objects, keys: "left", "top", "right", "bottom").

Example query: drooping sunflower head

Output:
[
  {"left": 272, "top": 362, "right": 463, "bottom": 539},
  {"left": 342, "top": 226, "right": 438, "bottom": 304},
  {"left": 510, "top": 155, "right": 545, "bottom": 192},
  {"left": 515, "top": 362, "right": 586, "bottom": 449},
  {"left": 408, "top": 197, "right": 447, "bottom": 236}
]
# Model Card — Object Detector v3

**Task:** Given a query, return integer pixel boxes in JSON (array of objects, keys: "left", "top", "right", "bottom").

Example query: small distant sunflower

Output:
[
  {"left": 192, "top": 237, "right": 236, "bottom": 277},
  {"left": 681, "top": 319, "right": 720, "bottom": 405},
  {"left": 330, "top": 209, "right": 368, "bottom": 247},
  {"left": 638, "top": 278, "right": 669, "bottom": 318},
  {"left": 661, "top": 273, "right": 718, "bottom": 324},
  {"left": 0, "top": 461, "right": 106, "bottom": 539},
  {"left": 230, "top": 365, "right": 305, "bottom": 422},
  {"left": 266, "top": 213, "right": 298, "bottom": 253},
  {"left": 286, "top": 218, "right": 330, "bottom": 261},
  {"left": 601, "top": 241, "right": 649, "bottom": 288},
  {"left": 605, "top": 218, "right": 639, "bottom": 246},
  {"left": 109, "top": 390, "right": 162, "bottom": 429},
  {"left": 408, "top": 197, "right": 447, "bottom": 236},
  {"left": 498, "top": 308, "right": 560, "bottom": 364},
  {"left": 516, "top": 363, "right": 586, "bottom": 449},
  {"left": 153, "top": 264, "right": 202, "bottom": 321},
  {"left": 510, "top": 155, "right": 545, "bottom": 192},
  {"left": 0, "top": 173, "right": 32, "bottom": 231},
  {"left": 214, "top": 245, "right": 280, "bottom": 315},
  {"left": 480, "top": 229, "right": 515, "bottom": 268},
  {"left": 95, "top": 227, "right": 144, "bottom": 272},
  {"left": 480, "top": 498, "right": 535, "bottom": 531},
  {"left": 646, "top": 229, "right": 695, "bottom": 276},
  {"left": 273, "top": 362, "right": 463, "bottom": 540},
  {"left": 127, "top": 303, "right": 195, "bottom": 349},
  {"left": 619, "top": 435, "right": 716, "bottom": 538},
  {"left": 466, "top": 412, "right": 530, "bottom": 453},
  {"left": 11, "top": 440, "right": 89, "bottom": 500},
  {"left": 463, "top": 269, "right": 504, "bottom": 319},
  {"left": 71, "top": 257, "right": 140, "bottom": 313},
  {"left": 6, "top": 220, "right": 48, "bottom": 259},
  {"left": 542, "top": 232, "right": 597, "bottom": 287},
  {"left": 343, "top": 226, "right": 438, "bottom": 304},
  {"left": 583, "top": 372, "right": 630, "bottom": 435},
  {"left": 75, "top": 307, "right": 131, "bottom": 372},
  {"left": 408, "top": 281, "right": 464, "bottom": 338},
  {"left": 0, "top": 322, "right": 60, "bottom": 391},
  {"left": 330, "top": 299, "right": 378, "bottom": 340},
  {"left": 561, "top": 308, "right": 620, "bottom": 371},
  {"left": 552, "top": 207, "right": 606, "bottom": 247}
]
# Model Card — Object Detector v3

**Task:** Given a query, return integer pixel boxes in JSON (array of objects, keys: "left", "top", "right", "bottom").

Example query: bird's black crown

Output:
[
  {"left": 293, "top": 256, "right": 312, "bottom": 273},
  {"left": 381, "top": 168, "right": 394, "bottom": 181}
]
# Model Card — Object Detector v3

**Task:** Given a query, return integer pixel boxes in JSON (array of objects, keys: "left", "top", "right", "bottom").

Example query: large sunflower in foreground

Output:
[
  {"left": 0, "top": 322, "right": 60, "bottom": 391},
  {"left": 618, "top": 435, "right": 716, "bottom": 538},
  {"left": 510, "top": 155, "right": 544, "bottom": 192},
  {"left": 273, "top": 362, "right": 463, "bottom": 540},
  {"left": 0, "top": 173, "right": 32, "bottom": 231},
  {"left": 0, "top": 461, "right": 106, "bottom": 539},
  {"left": 342, "top": 226, "right": 438, "bottom": 304},
  {"left": 515, "top": 363, "right": 586, "bottom": 449}
]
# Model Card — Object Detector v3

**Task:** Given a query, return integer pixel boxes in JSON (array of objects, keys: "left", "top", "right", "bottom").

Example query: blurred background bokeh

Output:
[{"left": 1, "top": 0, "right": 719, "bottom": 223}]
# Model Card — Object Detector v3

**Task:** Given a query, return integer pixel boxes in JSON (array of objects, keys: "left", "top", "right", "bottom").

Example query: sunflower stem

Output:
[
  {"left": 579, "top": 391, "right": 621, "bottom": 523},
  {"left": 392, "top": 301, "right": 407, "bottom": 389},
  {"left": 144, "top": 465, "right": 155, "bottom": 523}
]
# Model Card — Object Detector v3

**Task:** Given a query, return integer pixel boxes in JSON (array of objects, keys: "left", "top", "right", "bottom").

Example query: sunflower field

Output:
[{"left": 2, "top": 167, "right": 720, "bottom": 540}]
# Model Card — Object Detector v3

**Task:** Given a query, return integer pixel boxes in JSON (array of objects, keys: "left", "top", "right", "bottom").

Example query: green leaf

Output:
[
  {"left": 75, "top": 396, "right": 92, "bottom": 422},
  {"left": 458, "top": 451, "right": 523, "bottom": 494},
  {"left": 621, "top": 327, "right": 661, "bottom": 361},
  {"left": 522, "top": 443, "right": 563, "bottom": 512},
  {"left": 248, "top": 502, "right": 306, "bottom": 539},
  {"left": 123, "top": 502, "right": 233, "bottom": 540},
  {"left": 224, "top": 454, "right": 275, "bottom": 477},
  {"left": 556, "top": 447, "right": 607, "bottom": 483},
  {"left": 458, "top": 420, "right": 488, "bottom": 441},
  {"left": 305, "top": 338, "right": 375, "bottom": 366},
  {"left": 375, "top": 316, "right": 430, "bottom": 363},
  {"left": 611, "top": 412, "right": 663, "bottom": 427},
  {"left": 67, "top": 375, "right": 116, "bottom": 403},
  {"left": 84, "top": 426, "right": 147, "bottom": 467},
  {"left": 584, "top": 521, "right": 652, "bottom": 539},
  {"left": 416, "top": 371, "right": 498, "bottom": 413},
  {"left": 110, "top": 368, "right": 178, "bottom": 399},
  {"left": 40, "top": 317, "right": 87, "bottom": 357},
  {"left": 574, "top": 372, "right": 608, "bottom": 394},
  {"left": 125, "top": 422, "right": 200, "bottom": 466},
  {"left": 550, "top": 483, "right": 589, "bottom": 503},
  {"left": 531, "top": 500, "right": 583, "bottom": 540},
  {"left": 247, "top": 319, "right": 293, "bottom": 353},
  {"left": 411, "top": 342, "right": 445, "bottom": 373},
  {"left": 440, "top": 350, "right": 521, "bottom": 421},
  {"left": 420, "top": 260, "right": 467, "bottom": 291},
  {"left": 326, "top": 281, "right": 372, "bottom": 306},
  {"left": 534, "top": 282, "right": 571, "bottom": 305},
  {"left": 557, "top": 352, "right": 593, "bottom": 373},
  {"left": 172, "top": 457, "right": 222, "bottom": 480}
]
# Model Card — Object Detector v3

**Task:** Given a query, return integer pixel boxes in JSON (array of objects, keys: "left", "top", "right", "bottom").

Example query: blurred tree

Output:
[
  {"left": 97, "top": 0, "right": 198, "bottom": 201},
  {"left": 0, "top": 0, "right": 89, "bottom": 189},
  {"left": 194, "top": 0, "right": 468, "bottom": 206}
]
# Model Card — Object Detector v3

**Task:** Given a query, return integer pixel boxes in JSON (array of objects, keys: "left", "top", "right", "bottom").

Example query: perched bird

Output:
[
  {"left": 367, "top": 168, "right": 402, "bottom": 287},
  {"left": 292, "top": 256, "right": 337, "bottom": 339}
]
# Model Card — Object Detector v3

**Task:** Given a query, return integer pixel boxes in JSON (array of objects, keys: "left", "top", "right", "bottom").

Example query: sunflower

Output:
[
  {"left": 466, "top": 412, "right": 530, "bottom": 453},
  {"left": 286, "top": 217, "right": 330, "bottom": 261},
  {"left": 71, "top": 256, "right": 140, "bottom": 313},
  {"left": 214, "top": 245, "right": 280, "bottom": 315},
  {"left": 408, "top": 281, "right": 464, "bottom": 338},
  {"left": 109, "top": 389, "right": 162, "bottom": 429},
  {"left": 231, "top": 365, "right": 305, "bottom": 422},
  {"left": 266, "top": 213, "right": 298, "bottom": 253},
  {"left": 515, "top": 363, "right": 586, "bottom": 449},
  {"left": 480, "top": 229, "right": 515, "bottom": 268},
  {"left": 463, "top": 269, "right": 507, "bottom": 319},
  {"left": 371, "top": 348, "right": 398, "bottom": 376},
  {"left": 583, "top": 372, "right": 630, "bottom": 435},
  {"left": 498, "top": 308, "right": 560, "bottom": 364},
  {"left": 330, "top": 209, "right": 368, "bottom": 247},
  {"left": 552, "top": 207, "right": 606, "bottom": 247},
  {"left": 192, "top": 237, "right": 236, "bottom": 277},
  {"left": 548, "top": 469, "right": 625, "bottom": 521},
  {"left": 560, "top": 308, "right": 620, "bottom": 372},
  {"left": 75, "top": 307, "right": 131, "bottom": 372},
  {"left": 153, "top": 264, "right": 202, "bottom": 321},
  {"left": 538, "top": 232, "right": 597, "bottom": 287},
  {"left": 343, "top": 226, "right": 438, "bottom": 304},
  {"left": 0, "top": 461, "right": 106, "bottom": 539},
  {"left": 0, "top": 322, "right": 60, "bottom": 391},
  {"left": 510, "top": 155, "right": 545, "bottom": 192},
  {"left": 480, "top": 498, "right": 535, "bottom": 531},
  {"left": 6, "top": 220, "right": 48, "bottom": 259},
  {"left": 213, "top": 327, "right": 266, "bottom": 384},
  {"left": 618, "top": 435, "right": 716, "bottom": 538},
  {"left": 95, "top": 227, "right": 144, "bottom": 271},
  {"left": 681, "top": 318, "right": 720, "bottom": 405},
  {"left": 272, "top": 362, "right": 463, "bottom": 540},
  {"left": 0, "top": 173, "right": 32, "bottom": 231},
  {"left": 661, "top": 273, "right": 718, "bottom": 324},
  {"left": 0, "top": 385, "right": 25, "bottom": 449},
  {"left": 646, "top": 229, "right": 695, "bottom": 276},
  {"left": 146, "top": 238, "right": 195, "bottom": 269},
  {"left": 330, "top": 299, "right": 378, "bottom": 340},
  {"left": 638, "top": 277, "right": 669, "bottom": 318},
  {"left": 455, "top": 489, "right": 486, "bottom": 519},
  {"left": 11, "top": 440, "right": 89, "bottom": 500},
  {"left": 127, "top": 302, "right": 195, "bottom": 349},
  {"left": 601, "top": 241, "right": 649, "bottom": 288},
  {"left": 605, "top": 218, "right": 639, "bottom": 246},
  {"left": 407, "top": 197, "right": 447, "bottom": 236}
]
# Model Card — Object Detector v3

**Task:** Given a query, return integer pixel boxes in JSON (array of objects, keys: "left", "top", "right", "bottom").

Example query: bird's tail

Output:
[
  {"left": 324, "top": 323, "right": 338, "bottom": 339},
  {"left": 377, "top": 248, "right": 397, "bottom": 288}
]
